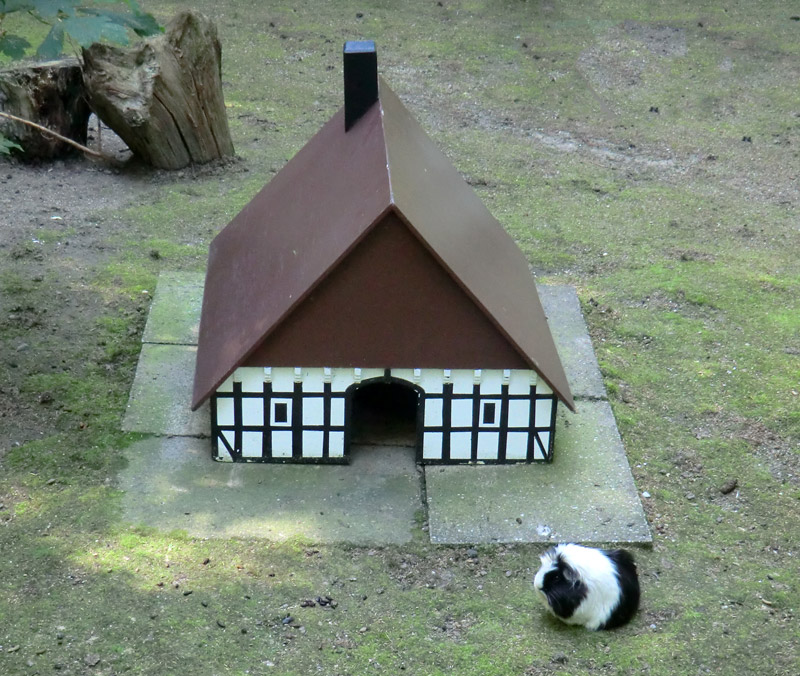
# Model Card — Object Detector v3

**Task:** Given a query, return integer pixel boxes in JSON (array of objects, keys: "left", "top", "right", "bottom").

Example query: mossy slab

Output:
[
  {"left": 538, "top": 284, "right": 608, "bottom": 400},
  {"left": 141, "top": 271, "right": 205, "bottom": 345},
  {"left": 122, "top": 273, "right": 648, "bottom": 544},
  {"left": 119, "top": 436, "right": 422, "bottom": 544},
  {"left": 425, "top": 399, "right": 651, "bottom": 544},
  {"left": 122, "top": 343, "right": 209, "bottom": 436}
]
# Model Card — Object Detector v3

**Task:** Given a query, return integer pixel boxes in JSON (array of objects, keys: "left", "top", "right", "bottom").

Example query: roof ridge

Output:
[{"left": 378, "top": 79, "right": 396, "bottom": 207}]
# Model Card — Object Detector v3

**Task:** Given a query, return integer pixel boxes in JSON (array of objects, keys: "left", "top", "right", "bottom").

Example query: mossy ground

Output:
[{"left": 1, "top": 1, "right": 799, "bottom": 674}]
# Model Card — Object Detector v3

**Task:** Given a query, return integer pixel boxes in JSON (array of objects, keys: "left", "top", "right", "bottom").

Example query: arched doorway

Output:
[{"left": 346, "top": 376, "right": 421, "bottom": 453}]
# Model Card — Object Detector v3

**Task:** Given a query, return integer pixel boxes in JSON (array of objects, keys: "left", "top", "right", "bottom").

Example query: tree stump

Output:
[
  {"left": 0, "top": 59, "right": 91, "bottom": 160},
  {"left": 82, "top": 10, "right": 235, "bottom": 170}
]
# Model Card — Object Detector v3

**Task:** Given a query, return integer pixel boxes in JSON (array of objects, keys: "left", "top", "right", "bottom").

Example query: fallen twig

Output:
[{"left": 0, "top": 110, "right": 119, "bottom": 164}]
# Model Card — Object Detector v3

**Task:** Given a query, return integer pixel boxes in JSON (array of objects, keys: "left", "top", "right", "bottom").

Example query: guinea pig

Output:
[{"left": 533, "top": 543, "right": 640, "bottom": 631}]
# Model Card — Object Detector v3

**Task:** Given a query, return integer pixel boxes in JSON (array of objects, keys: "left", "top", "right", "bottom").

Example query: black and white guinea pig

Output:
[{"left": 533, "top": 543, "right": 640, "bottom": 631}]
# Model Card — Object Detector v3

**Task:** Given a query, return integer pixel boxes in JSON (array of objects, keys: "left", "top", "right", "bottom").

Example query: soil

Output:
[
  {"left": 1, "top": 121, "right": 127, "bottom": 450},
  {"left": 0, "top": 117, "right": 243, "bottom": 455}
]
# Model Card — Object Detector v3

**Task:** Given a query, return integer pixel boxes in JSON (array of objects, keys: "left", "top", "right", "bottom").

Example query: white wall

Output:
[{"left": 213, "top": 367, "right": 557, "bottom": 463}]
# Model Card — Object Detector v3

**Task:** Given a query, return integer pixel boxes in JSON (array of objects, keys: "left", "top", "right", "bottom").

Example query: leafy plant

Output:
[
  {"left": 0, "top": 133, "right": 22, "bottom": 153},
  {"left": 0, "top": 1, "right": 161, "bottom": 155},
  {"left": 0, "top": 1, "right": 160, "bottom": 59}
]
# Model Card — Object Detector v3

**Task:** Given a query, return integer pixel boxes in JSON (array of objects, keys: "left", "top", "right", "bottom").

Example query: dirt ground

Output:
[
  {"left": 1, "top": 125, "right": 125, "bottom": 441},
  {"left": 0, "top": 118, "right": 243, "bottom": 454}
]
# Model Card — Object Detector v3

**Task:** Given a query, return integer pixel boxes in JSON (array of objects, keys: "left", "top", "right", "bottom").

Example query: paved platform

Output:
[
  {"left": 120, "top": 272, "right": 650, "bottom": 545},
  {"left": 425, "top": 399, "right": 650, "bottom": 544},
  {"left": 119, "top": 436, "right": 423, "bottom": 545}
]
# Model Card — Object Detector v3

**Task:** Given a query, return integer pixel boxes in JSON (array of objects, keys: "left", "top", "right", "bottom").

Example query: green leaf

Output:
[
  {"left": 0, "top": 133, "right": 24, "bottom": 155},
  {"left": 30, "top": 0, "right": 78, "bottom": 20},
  {"left": 61, "top": 14, "right": 129, "bottom": 47},
  {"left": 36, "top": 22, "right": 64, "bottom": 59},
  {"left": 125, "top": 0, "right": 162, "bottom": 34},
  {"left": 6, "top": 1, "right": 161, "bottom": 61},
  {"left": 82, "top": 7, "right": 162, "bottom": 38},
  {"left": 0, "top": 34, "right": 31, "bottom": 59}
]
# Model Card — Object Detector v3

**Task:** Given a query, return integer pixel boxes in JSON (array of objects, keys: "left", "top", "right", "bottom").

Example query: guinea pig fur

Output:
[{"left": 533, "top": 543, "right": 640, "bottom": 631}]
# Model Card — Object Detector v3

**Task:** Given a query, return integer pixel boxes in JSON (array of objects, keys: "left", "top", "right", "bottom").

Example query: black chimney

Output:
[{"left": 343, "top": 41, "right": 378, "bottom": 131}]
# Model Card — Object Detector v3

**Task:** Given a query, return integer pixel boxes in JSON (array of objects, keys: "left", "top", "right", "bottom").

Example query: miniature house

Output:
[{"left": 191, "top": 41, "right": 574, "bottom": 464}]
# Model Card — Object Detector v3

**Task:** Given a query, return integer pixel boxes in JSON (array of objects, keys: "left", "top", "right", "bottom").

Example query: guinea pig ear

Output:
[{"left": 561, "top": 563, "right": 580, "bottom": 585}]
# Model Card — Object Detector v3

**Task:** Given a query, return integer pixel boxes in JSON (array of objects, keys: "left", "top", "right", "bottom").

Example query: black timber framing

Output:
[{"left": 210, "top": 372, "right": 557, "bottom": 464}]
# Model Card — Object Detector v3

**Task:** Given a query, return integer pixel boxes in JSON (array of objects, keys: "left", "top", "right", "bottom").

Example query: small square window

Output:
[
  {"left": 274, "top": 402, "right": 288, "bottom": 424},
  {"left": 482, "top": 402, "right": 496, "bottom": 425}
]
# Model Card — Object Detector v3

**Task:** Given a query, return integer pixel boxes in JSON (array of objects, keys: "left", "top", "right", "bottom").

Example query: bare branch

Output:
[{"left": 0, "top": 110, "right": 121, "bottom": 164}]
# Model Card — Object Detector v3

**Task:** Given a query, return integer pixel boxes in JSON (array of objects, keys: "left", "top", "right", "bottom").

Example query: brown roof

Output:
[
  {"left": 192, "top": 77, "right": 574, "bottom": 411},
  {"left": 241, "top": 210, "right": 536, "bottom": 371}
]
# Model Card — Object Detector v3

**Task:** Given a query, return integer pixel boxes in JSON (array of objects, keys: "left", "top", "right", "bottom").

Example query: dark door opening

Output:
[{"left": 349, "top": 379, "right": 419, "bottom": 447}]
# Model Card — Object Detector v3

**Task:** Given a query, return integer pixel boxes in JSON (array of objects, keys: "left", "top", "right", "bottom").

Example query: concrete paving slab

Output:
[
  {"left": 120, "top": 272, "right": 650, "bottom": 545},
  {"left": 122, "top": 343, "right": 209, "bottom": 436},
  {"left": 141, "top": 271, "right": 204, "bottom": 345},
  {"left": 425, "top": 399, "right": 650, "bottom": 544},
  {"left": 538, "top": 285, "right": 607, "bottom": 400},
  {"left": 119, "top": 436, "right": 423, "bottom": 544}
]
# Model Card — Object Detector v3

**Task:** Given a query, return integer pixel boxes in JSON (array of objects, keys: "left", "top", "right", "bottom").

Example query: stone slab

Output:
[
  {"left": 122, "top": 343, "right": 210, "bottom": 436},
  {"left": 425, "top": 398, "right": 650, "bottom": 544},
  {"left": 141, "top": 271, "right": 204, "bottom": 345},
  {"left": 119, "top": 436, "right": 423, "bottom": 544},
  {"left": 120, "top": 272, "right": 650, "bottom": 544},
  {"left": 538, "top": 285, "right": 607, "bottom": 400}
]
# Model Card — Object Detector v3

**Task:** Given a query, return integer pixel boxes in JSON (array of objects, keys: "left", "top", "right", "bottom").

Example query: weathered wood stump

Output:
[
  {"left": 0, "top": 59, "right": 91, "bottom": 160},
  {"left": 82, "top": 10, "right": 234, "bottom": 170}
]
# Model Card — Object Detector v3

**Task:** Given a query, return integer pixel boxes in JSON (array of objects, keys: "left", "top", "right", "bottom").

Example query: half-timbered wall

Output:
[
  {"left": 418, "top": 368, "right": 556, "bottom": 463},
  {"left": 211, "top": 367, "right": 557, "bottom": 463}
]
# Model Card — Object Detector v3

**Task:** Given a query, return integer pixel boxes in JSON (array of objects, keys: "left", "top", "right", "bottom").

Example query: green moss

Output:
[
  {"left": 0, "top": 268, "right": 34, "bottom": 294},
  {"left": 93, "top": 262, "right": 157, "bottom": 297}
]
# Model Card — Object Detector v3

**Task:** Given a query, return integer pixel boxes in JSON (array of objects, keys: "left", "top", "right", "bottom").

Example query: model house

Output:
[{"left": 191, "top": 41, "right": 574, "bottom": 464}]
